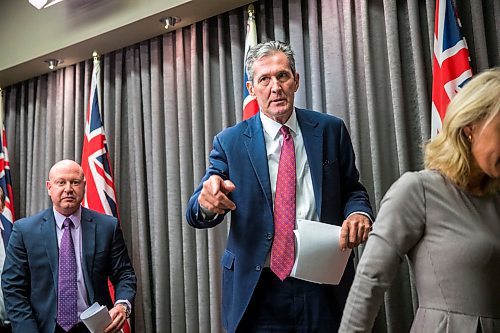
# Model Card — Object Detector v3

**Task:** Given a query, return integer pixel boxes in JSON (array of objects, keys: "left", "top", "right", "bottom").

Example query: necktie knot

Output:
[
  {"left": 63, "top": 218, "right": 73, "bottom": 229},
  {"left": 280, "top": 126, "right": 291, "bottom": 140}
]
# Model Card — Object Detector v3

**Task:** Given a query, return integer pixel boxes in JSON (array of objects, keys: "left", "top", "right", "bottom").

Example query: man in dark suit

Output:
[
  {"left": 186, "top": 41, "right": 374, "bottom": 332},
  {"left": 2, "top": 159, "right": 136, "bottom": 333}
]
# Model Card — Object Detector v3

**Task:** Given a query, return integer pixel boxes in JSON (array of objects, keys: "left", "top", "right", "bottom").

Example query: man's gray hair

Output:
[{"left": 245, "top": 41, "right": 296, "bottom": 83}]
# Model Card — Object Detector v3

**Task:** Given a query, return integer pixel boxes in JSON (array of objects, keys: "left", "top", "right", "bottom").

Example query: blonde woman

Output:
[{"left": 340, "top": 67, "right": 500, "bottom": 333}]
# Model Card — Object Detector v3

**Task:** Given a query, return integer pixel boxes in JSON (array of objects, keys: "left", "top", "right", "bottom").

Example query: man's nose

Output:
[
  {"left": 63, "top": 182, "right": 73, "bottom": 191},
  {"left": 270, "top": 77, "right": 282, "bottom": 92}
]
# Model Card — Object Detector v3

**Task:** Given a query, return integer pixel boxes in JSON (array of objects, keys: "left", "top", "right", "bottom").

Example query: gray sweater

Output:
[{"left": 340, "top": 170, "right": 500, "bottom": 333}]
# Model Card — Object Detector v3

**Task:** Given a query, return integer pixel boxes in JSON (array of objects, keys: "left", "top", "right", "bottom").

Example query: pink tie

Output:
[{"left": 271, "top": 126, "right": 296, "bottom": 281}]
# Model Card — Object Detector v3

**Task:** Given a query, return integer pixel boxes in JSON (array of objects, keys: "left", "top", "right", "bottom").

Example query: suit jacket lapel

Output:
[
  {"left": 296, "top": 109, "right": 323, "bottom": 218},
  {"left": 243, "top": 116, "right": 274, "bottom": 217},
  {"left": 41, "top": 209, "right": 59, "bottom": 294},
  {"left": 81, "top": 207, "right": 96, "bottom": 303}
]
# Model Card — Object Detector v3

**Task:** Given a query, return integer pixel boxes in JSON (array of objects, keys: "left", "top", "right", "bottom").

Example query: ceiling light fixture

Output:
[
  {"left": 45, "top": 59, "right": 61, "bottom": 70},
  {"left": 160, "top": 16, "right": 181, "bottom": 30},
  {"left": 29, "top": 0, "right": 65, "bottom": 10}
]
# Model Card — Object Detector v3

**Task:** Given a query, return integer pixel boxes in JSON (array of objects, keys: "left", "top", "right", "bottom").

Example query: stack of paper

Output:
[
  {"left": 290, "top": 219, "right": 351, "bottom": 285},
  {"left": 80, "top": 302, "right": 112, "bottom": 333}
]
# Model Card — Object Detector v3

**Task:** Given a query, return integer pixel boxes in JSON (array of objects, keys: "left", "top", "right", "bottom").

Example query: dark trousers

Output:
[
  {"left": 237, "top": 268, "right": 342, "bottom": 333},
  {"left": 0, "top": 323, "right": 12, "bottom": 333}
]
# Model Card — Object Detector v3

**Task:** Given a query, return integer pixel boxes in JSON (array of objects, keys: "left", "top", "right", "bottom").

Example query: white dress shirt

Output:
[{"left": 260, "top": 110, "right": 318, "bottom": 223}]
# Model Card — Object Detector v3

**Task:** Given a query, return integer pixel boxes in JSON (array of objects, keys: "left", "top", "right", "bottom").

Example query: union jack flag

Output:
[
  {"left": 431, "top": 0, "right": 472, "bottom": 138},
  {"left": 243, "top": 4, "right": 259, "bottom": 120},
  {"left": 0, "top": 89, "right": 15, "bottom": 224},
  {"left": 81, "top": 55, "right": 131, "bottom": 333},
  {"left": 81, "top": 55, "right": 119, "bottom": 218}
]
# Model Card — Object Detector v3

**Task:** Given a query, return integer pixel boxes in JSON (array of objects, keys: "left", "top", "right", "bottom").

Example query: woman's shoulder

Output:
[
  {"left": 398, "top": 169, "right": 446, "bottom": 187},
  {"left": 382, "top": 170, "right": 447, "bottom": 204}
]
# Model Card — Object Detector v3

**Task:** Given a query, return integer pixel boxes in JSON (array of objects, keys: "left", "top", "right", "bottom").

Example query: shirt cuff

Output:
[{"left": 199, "top": 204, "right": 218, "bottom": 221}]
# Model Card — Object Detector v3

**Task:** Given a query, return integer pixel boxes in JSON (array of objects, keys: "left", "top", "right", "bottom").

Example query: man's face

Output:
[
  {"left": 246, "top": 51, "right": 299, "bottom": 124},
  {"left": 46, "top": 162, "right": 85, "bottom": 216}
]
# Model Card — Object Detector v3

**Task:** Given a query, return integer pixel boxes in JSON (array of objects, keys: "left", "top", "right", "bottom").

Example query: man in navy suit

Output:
[
  {"left": 2, "top": 160, "right": 136, "bottom": 333},
  {"left": 186, "top": 41, "right": 374, "bottom": 332}
]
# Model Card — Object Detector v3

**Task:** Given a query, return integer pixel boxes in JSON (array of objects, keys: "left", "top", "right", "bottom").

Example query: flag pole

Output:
[
  {"left": 248, "top": 4, "right": 255, "bottom": 20},
  {"left": 0, "top": 88, "right": 4, "bottom": 129},
  {"left": 242, "top": 4, "right": 259, "bottom": 120},
  {"left": 92, "top": 50, "right": 100, "bottom": 120},
  {"left": 92, "top": 50, "right": 99, "bottom": 68}
]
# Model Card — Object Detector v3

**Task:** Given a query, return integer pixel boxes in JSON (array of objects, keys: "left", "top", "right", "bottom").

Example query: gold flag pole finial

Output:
[
  {"left": 247, "top": 4, "right": 255, "bottom": 19},
  {"left": 92, "top": 51, "right": 99, "bottom": 64}
]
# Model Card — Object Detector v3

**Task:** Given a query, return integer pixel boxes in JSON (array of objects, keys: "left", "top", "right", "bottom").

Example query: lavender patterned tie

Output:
[
  {"left": 57, "top": 218, "right": 78, "bottom": 331},
  {"left": 270, "top": 126, "right": 296, "bottom": 281}
]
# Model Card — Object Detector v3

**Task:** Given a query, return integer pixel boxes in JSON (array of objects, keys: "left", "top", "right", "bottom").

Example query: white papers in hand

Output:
[
  {"left": 290, "top": 219, "right": 351, "bottom": 285},
  {"left": 80, "top": 302, "right": 112, "bottom": 333}
]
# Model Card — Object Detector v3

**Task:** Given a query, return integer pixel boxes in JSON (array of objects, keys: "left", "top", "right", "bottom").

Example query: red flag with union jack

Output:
[
  {"left": 81, "top": 56, "right": 119, "bottom": 218},
  {"left": 81, "top": 54, "right": 131, "bottom": 333},
  {"left": 431, "top": 0, "right": 472, "bottom": 138},
  {"left": 0, "top": 89, "right": 15, "bottom": 224},
  {"left": 243, "top": 5, "right": 258, "bottom": 120}
]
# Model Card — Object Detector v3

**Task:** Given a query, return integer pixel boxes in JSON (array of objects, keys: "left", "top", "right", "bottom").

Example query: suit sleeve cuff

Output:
[
  {"left": 347, "top": 211, "right": 373, "bottom": 224},
  {"left": 115, "top": 300, "right": 132, "bottom": 318}
]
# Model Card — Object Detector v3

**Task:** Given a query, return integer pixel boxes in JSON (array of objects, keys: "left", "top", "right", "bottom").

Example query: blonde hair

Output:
[{"left": 425, "top": 67, "right": 500, "bottom": 195}]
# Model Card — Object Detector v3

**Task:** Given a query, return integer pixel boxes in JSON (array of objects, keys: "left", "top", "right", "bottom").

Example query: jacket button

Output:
[
  {"left": 255, "top": 265, "right": 261, "bottom": 271},
  {"left": 266, "top": 233, "right": 273, "bottom": 240}
]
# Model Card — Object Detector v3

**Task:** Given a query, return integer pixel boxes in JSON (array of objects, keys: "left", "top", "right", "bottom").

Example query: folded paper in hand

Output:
[
  {"left": 80, "top": 302, "right": 112, "bottom": 333},
  {"left": 290, "top": 219, "right": 351, "bottom": 285}
]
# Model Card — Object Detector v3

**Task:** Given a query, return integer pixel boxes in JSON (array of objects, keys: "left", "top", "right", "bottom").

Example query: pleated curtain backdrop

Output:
[{"left": 2, "top": 0, "right": 499, "bottom": 332}]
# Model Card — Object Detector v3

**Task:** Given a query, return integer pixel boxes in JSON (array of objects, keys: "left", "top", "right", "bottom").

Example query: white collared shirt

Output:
[
  {"left": 53, "top": 207, "right": 89, "bottom": 317},
  {"left": 260, "top": 109, "right": 318, "bottom": 223}
]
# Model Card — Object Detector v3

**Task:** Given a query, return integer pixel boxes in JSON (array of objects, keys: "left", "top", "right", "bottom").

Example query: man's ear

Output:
[
  {"left": 246, "top": 81, "right": 255, "bottom": 96},
  {"left": 294, "top": 72, "right": 300, "bottom": 92},
  {"left": 46, "top": 180, "right": 51, "bottom": 195}
]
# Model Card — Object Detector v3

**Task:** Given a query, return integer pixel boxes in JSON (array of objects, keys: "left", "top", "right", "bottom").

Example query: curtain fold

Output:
[{"left": 2, "top": 0, "right": 498, "bottom": 332}]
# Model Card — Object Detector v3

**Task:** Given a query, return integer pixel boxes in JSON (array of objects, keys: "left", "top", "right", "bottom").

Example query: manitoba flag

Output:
[
  {"left": 81, "top": 54, "right": 131, "bottom": 333},
  {"left": 81, "top": 56, "right": 119, "bottom": 218},
  {"left": 431, "top": 0, "right": 472, "bottom": 138},
  {"left": 243, "top": 4, "right": 259, "bottom": 120}
]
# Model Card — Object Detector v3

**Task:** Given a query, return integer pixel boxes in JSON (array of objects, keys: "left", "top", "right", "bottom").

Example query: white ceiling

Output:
[{"left": 0, "top": 0, "right": 254, "bottom": 87}]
